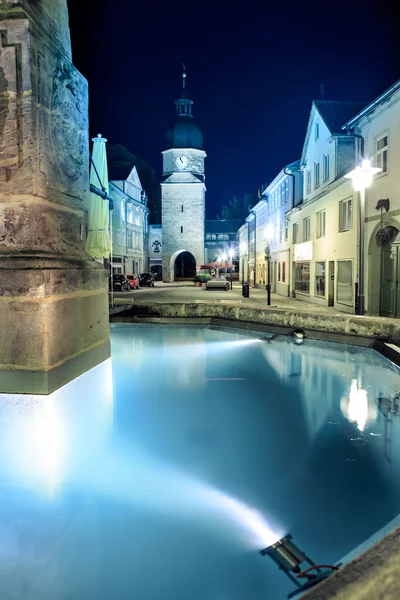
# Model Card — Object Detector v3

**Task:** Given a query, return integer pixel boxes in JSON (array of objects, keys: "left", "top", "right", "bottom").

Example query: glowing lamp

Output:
[
  {"left": 260, "top": 534, "right": 339, "bottom": 598},
  {"left": 344, "top": 158, "right": 381, "bottom": 191},
  {"left": 228, "top": 248, "right": 235, "bottom": 259}
]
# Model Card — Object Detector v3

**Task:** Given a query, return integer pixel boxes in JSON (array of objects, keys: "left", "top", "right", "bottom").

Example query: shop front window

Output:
[{"left": 295, "top": 262, "right": 310, "bottom": 294}]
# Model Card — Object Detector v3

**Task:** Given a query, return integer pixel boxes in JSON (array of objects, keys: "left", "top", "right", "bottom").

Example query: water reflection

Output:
[
  {"left": 345, "top": 379, "right": 369, "bottom": 431},
  {"left": 1, "top": 327, "right": 400, "bottom": 600}
]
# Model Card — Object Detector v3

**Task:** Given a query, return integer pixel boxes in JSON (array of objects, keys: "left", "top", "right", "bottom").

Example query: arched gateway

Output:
[{"left": 172, "top": 250, "right": 197, "bottom": 279}]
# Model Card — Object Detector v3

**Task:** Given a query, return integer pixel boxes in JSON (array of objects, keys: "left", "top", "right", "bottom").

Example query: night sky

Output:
[{"left": 69, "top": 0, "right": 399, "bottom": 219}]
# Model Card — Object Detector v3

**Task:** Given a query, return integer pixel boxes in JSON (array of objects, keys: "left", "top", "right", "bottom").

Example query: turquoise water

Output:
[{"left": 1, "top": 324, "right": 400, "bottom": 599}]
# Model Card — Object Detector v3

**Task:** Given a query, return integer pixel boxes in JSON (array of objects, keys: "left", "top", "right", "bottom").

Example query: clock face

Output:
[{"left": 175, "top": 155, "right": 189, "bottom": 170}]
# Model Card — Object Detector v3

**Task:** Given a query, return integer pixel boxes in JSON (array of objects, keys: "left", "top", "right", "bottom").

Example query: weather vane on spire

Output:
[{"left": 182, "top": 62, "right": 187, "bottom": 89}]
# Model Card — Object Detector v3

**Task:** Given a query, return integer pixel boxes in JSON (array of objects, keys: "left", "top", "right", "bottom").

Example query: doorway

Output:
[
  {"left": 378, "top": 226, "right": 400, "bottom": 317},
  {"left": 174, "top": 251, "right": 196, "bottom": 279},
  {"left": 380, "top": 244, "right": 399, "bottom": 317},
  {"left": 328, "top": 261, "right": 334, "bottom": 306}
]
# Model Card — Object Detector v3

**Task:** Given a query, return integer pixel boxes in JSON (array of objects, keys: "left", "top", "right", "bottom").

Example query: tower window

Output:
[
  {"left": 181, "top": 205, "right": 184, "bottom": 212},
  {"left": 181, "top": 226, "right": 183, "bottom": 233}
]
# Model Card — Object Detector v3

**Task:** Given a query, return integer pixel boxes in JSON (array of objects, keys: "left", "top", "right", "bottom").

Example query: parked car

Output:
[
  {"left": 126, "top": 274, "right": 140, "bottom": 290},
  {"left": 139, "top": 273, "right": 155, "bottom": 287},
  {"left": 109, "top": 274, "right": 130, "bottom": 292}
]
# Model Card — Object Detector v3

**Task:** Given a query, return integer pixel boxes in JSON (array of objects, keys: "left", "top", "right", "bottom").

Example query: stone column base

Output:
[{"left": 0, "top": 256, "right": 110, "bottom": 395}]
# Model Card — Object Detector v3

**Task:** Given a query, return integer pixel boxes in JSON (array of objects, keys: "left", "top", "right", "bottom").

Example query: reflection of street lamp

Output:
[
  {"left": 265, "top": 224, "right": 273, "bottom": 306},
  {"left": 228, "top": 247, "right": 235, "bottom": 290},
  {"left": 344, "top": 158, "right": 381, "bottom": 316},
  {"left": 240, "top": 242, "right": 247, "bottom": 286},
  {"left": 347, "top": 379, "right": 368, "bottom": 431}
]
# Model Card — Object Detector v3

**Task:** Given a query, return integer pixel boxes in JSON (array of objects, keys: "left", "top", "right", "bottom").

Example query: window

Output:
[
  {"left": 278, "top": 262, "right": 281, "bottom": 281},
  {"left": 282, "top": 261, "right": 286, "bottom": 283},
  {"left": 181, "top": 205, "right": 184, "bottom": 212},
  {"left": 376, "top": 135, "right": 388, "bottom": 174},
  {"left": 181, "top": 226, "right": 183, "bottom": 233},
  {"left": 134, "top": 207, "right": 141, "bottom": 226},
  {"left": 293, "top": 222, "right": 299, "bottom": 243},
  {"left": 295, "top": 262, "right": 310, "bottom": 293},
  {"left": 339, "top": 198, "right": 352, "bottom": 232},
  {"left": 285, "top": 218, "right": 289, "bottom": 241},
  {"left": 323, "top": 153, "right": 329, "bottom": 181},
  {"left": 337, "top": 260, "right": 353, "bottom": 305},
  {"left": 316, "top": 210, "right": 326, "bottom": 238},
  {"left": 303, "top": 217, "right": 311, "bottom": 241},
  {"left": 127, "top": 205, "right": 134, "bottom": 224},
  {"left": 279, "top": 220, "right": 283, "bottom": 242},
  {"left": 284, "top": 179, "right": 289, "bottom": 203},
  {"left": 315, "top": 122, "right": 319, "bottom": 140},
  {"left": 315, "top": 262, "right": 326, "bottom": 296},
  {"left": 314, "top": 162, "right": 320, "bottom": 189},
  {"left": 127, "top": 231, "right": 133, "bottom": 248},
  {"left": 306, "top": 169, "right": 311, "bottom": 195}
]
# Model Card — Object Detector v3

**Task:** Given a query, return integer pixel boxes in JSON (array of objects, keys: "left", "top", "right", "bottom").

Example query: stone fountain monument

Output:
[{"left": 0, "top": 0, "right": 110, "bottom": 393}]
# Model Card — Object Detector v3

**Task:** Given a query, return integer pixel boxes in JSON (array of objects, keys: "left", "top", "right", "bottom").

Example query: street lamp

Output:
[
  {"left": 265, "top": 224, "right": 273, "bottom": 306},
  {"left": 344, "top": 158, "right": 381, "bottom": 316},
  {"left": 228, "top": 247, "right": 235, "bottom": 289},
  {"left": 240, "top": 241, "right": 247, "bottom": 286}
]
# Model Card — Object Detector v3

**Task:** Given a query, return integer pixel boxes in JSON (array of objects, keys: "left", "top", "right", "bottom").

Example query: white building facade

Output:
[
  {"left": 262, "top": 161, "right": 303, "bottom": 297},
  {"left": 109, "top": 165, "right": 149, "bottom": 275},
  {"left": 288, "top": 101, "right": 363, "bottom": 311},
  {"left": 343, "top": 80, "right": 400, "bottom": 317}
]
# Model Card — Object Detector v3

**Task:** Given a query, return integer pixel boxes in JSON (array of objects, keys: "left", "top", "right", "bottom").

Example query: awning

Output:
[{"left": 199, "top": 261, "right": 234, "bottom": 269}]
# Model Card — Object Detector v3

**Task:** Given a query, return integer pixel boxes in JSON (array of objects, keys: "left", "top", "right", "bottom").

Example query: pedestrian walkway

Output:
[{"left": 111, "top": 281, "right": 390, "bottom": 321}]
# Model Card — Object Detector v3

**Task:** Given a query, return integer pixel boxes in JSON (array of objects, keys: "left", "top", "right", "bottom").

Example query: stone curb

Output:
[{"left": 110, "top": 301, "right": 400, "bottom": 345}]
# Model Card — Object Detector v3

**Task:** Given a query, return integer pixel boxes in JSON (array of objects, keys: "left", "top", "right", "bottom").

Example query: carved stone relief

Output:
[{"left": 51, "top": 59, "right": 88, "bottom": 181}]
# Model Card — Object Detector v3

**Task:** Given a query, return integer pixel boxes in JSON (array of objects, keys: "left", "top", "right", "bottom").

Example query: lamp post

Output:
[
  {"left": 221, "top": 252, "right": 227, "bottom": 280},
  {"left": 345, "top": 158, "right": 381, "bottom": 316},
  {"left": 240, "top": 241, "right": 247, "bottom": 286},
  {"left": 265, "top": 224, "right": 273, "bottom": 306},
  {"left": 228, "top": 247, "right": 235, "bottom": 290}
]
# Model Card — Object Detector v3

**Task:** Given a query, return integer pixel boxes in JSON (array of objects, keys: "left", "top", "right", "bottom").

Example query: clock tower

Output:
[{"left": 161, "top": 69, "right": 206, "bottom": 282}]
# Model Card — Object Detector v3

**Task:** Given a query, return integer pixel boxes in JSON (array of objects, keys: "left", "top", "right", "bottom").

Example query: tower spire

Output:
[
  {"left": 182, "top": 62, "right": 186, "bottom": 89},
  {"left": 175, "top": 63, "right": 193, "bottom": 117}
]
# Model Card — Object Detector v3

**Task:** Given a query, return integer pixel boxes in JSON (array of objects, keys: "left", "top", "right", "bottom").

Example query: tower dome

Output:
[
  {"left": 164, "top": 117, "right": 203, "bottom": 150},
  {"left": 163, "top": 68, "right": 203, "bottom": 150}
]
